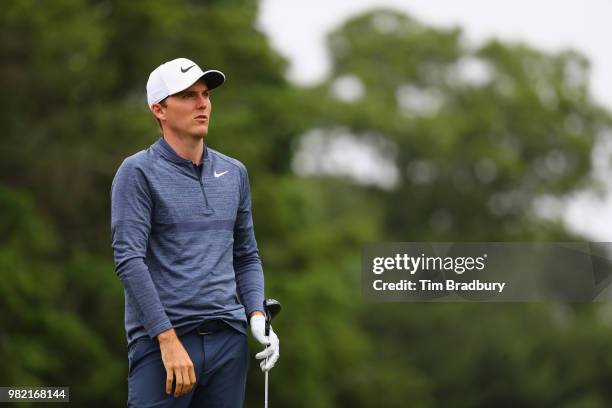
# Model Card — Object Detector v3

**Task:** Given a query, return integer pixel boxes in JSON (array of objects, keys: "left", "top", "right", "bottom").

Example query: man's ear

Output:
[{"left": 151, "top": 103, "right": 166, "bottom": 121}]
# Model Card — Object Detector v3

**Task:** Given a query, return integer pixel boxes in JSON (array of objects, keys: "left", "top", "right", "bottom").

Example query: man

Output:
[{"left": 111, "top": 57, "right": 279, "bottom": 407}]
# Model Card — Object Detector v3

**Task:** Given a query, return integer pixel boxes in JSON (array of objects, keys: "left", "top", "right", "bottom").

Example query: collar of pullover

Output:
[{"left": 155, "top": 136, "right": 209, "bottom": 166}]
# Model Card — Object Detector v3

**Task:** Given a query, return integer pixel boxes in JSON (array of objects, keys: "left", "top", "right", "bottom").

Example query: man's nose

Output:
[{"left": 195, "top": 94, "right": 207, "bottom": 108}]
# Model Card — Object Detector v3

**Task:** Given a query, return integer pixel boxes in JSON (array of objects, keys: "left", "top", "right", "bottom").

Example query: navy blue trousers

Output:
[{"left": 127, "top": 323, "right": 249, "bottom": 407}]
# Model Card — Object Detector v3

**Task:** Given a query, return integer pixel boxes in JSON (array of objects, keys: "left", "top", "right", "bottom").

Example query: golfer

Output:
[{"left": 111, "top": 57, "right": 279, "bottom": 407}]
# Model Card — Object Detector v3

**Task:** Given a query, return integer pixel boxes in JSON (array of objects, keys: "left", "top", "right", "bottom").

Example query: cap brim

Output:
[{"left": 201, "top": 70, "right": 225, "bottom": 90}]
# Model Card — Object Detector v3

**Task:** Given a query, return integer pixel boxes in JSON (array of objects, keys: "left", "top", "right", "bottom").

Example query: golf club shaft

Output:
[
  {"left": 264, "top": 354, "right": 269, "bottom": 408},
  {"left": 263, "top": 299, "right": 281, "bottom": 408}
]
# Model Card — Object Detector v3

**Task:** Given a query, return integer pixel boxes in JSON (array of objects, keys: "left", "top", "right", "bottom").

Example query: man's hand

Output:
[
  {"left": 157, "top": 329, "right": 197, "bottom": 397},
  {"left": 249, "top": 314, "right": 280, "bottom": 371}
]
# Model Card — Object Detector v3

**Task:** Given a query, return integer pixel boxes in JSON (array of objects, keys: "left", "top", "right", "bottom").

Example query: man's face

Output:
[{"left": 154, "top": 80, "right": 212, "bottom": 139}]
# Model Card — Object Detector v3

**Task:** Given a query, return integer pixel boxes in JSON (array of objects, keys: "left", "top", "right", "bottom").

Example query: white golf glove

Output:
[{"left": 250, "top": 314, "right": 280, "bottom": 372}]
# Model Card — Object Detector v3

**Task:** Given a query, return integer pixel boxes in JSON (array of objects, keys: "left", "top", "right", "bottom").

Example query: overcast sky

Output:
[{"left": 256, "top": 0, "right": 612, "bottom": 240}]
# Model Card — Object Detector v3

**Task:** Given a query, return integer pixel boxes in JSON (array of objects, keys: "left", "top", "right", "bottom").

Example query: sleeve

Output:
[
  {"left": 233, "top": 164, "right": 265, "bottom": 317},
  {"left": 111, "top": 160, "right": 173, "bottom": 338}
]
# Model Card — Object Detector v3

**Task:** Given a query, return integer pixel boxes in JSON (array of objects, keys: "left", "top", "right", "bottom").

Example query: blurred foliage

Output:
[{"left": 1, "top": 1, "right": 612, "bottom": 407}]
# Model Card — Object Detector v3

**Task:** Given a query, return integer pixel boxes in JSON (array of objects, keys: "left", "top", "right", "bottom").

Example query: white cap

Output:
[{"left": 146, "top": 57, "right": 225, "bottom": 108}]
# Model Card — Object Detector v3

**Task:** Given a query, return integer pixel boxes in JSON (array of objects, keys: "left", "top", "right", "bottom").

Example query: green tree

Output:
[{"left": 308, "top": 9, "right": 612, "bottom": 407}]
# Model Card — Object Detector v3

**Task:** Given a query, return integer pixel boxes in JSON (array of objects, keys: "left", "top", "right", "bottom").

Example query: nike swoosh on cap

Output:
[{"left": 181, "top": 65, "right": 195, "bottom": 73}]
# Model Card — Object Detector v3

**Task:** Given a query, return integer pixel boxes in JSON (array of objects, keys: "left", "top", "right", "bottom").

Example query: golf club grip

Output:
[
  {"left": 263, "top": 298, "right": 281, "bottom": 337},
  {"left": 264, "top": 300, "right": 270, "bottom": 336}
]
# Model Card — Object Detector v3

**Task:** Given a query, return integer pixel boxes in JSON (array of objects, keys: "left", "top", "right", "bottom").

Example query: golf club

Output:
[{"left": 263, "top": 298, "right": 281, "bottom": 408}]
